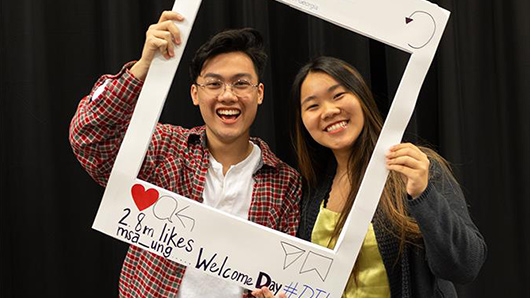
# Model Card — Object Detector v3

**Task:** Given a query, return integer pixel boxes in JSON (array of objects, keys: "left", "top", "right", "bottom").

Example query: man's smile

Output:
[{"left": 216, "top": 108, "right": 241, "bottom": 123}]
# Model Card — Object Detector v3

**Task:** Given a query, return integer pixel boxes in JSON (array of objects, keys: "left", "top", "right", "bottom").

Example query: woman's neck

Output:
[
  {"left": 326, "top": 149, "right": 353, "bottom": 213},
  {"left": 333, "top": 148, "right": 351, "bottom": 175}
]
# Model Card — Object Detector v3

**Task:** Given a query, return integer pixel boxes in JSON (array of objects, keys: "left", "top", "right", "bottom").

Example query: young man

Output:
[{"left": 69, "top": 11, "right": 300, "bottom": 297}]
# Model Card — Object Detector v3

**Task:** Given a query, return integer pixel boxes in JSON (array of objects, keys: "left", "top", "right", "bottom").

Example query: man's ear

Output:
[
  {"left": 191, "top": 84, "right": 199, "bottom": 106},
  {"left": 257, "top": 83, "right": 264, "bottom": 105}
]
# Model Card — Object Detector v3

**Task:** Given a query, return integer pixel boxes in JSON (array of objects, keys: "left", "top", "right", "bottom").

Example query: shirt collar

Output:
[{"left": 186, "top": 125, "right": 281, "bottom": 170}]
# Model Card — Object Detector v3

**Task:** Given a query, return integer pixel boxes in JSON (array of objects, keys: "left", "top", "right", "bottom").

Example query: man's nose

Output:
[{"left": 217, "top": 84, "right": 238, "bottom": 101}]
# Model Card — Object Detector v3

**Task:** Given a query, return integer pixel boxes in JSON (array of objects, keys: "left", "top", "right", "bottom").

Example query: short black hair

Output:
[{"left": 189, "top": 28, "right": 267, "bottom": 82}]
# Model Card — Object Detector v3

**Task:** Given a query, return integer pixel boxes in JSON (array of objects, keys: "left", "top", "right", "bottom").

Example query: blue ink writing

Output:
[{"left": 282, "top": 282, "right": 330, "bottom": 298}]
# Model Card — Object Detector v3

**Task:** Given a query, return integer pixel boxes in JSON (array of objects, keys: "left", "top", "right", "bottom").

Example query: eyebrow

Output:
[
  {"left": 201, "top": 73, "right": 254, "bottom": 81},
  {"left": 301, "top": 83, "right": 342, "bottom": 105}
]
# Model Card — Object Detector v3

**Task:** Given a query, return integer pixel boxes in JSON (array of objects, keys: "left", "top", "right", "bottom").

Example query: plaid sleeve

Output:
[
  {"left": 69, "top": 62, "right": 145, "bottom": 186},
  {"left": 280, "top": 167, "right": 302, "bottom": 236}
]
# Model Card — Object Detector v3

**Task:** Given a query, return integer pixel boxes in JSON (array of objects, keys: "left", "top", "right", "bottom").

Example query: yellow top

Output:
[{"left": 311, "top": 203, "right": 391, "bottom": 298}]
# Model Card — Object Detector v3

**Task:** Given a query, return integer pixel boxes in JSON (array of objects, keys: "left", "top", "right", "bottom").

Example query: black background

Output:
[{"left": 1, "top": 0, "right": 529, "bottom": 297}]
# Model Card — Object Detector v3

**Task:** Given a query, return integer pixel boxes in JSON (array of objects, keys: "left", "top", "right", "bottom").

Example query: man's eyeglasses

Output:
[{"left": 195, "top": 79, "right": 259, "bottom": 97}]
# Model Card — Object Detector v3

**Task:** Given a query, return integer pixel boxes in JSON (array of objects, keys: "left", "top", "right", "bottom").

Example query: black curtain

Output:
[{"left": 1, "top": 0, "right": 528, "bottom": 297}]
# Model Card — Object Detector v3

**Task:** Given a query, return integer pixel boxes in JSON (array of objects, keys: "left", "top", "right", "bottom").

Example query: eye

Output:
[
  {"left": 305, "top": 104, "right": 318, "bottom": 111},
  {"left": 233, "top": 80, "right": 252, "bottom": 89},
  {"left": 205, "top": 81, "right": 223, "bottom": 89},
  {"left": 333, "top": 92, "right": 347, "bottom": 100}
]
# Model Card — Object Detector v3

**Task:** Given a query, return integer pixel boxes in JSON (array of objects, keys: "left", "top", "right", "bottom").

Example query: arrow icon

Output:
[
  {"left": 405, "top": 11, "right": 436, "bottom": 49},
  {"left": 174, "top": 205, "right": 196, "bottom": 232}
]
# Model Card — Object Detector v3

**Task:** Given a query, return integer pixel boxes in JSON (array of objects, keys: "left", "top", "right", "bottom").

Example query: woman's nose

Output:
[{"left": 321, "top": 103, "right": 340, "bottom": 119}]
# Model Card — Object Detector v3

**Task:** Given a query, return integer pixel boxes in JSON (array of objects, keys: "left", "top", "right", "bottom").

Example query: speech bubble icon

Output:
[{"left": 153, "top": 195, "right": 178, "bottom": 223}]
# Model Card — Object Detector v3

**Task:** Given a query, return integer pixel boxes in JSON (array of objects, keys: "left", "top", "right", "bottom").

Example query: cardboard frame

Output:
[{"left": 92, "top": 0, "right": 449, "bottom": 296}]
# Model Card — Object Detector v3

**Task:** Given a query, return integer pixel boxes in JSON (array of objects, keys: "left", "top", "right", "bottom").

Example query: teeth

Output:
[
  {"left": 326, "top": 121, "right": 347, "bottom": 132},
  {"left": 217, "top": 109, "right": 240, "bottom": 116}
]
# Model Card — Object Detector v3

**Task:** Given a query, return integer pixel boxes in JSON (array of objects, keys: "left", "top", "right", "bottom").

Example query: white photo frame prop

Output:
[{"left": 92, "top": 0, "right": 449, "bottom": 296}]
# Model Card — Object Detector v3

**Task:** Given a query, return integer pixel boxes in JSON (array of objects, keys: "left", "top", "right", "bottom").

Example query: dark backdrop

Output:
[{"left": 1, "top": 0, "right": 529, "bottom": 297}]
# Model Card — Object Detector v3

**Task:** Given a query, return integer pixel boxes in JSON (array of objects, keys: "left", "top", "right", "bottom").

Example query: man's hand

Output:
[{"left": 130, "top": 11, "right": 185, "bottom": 81}]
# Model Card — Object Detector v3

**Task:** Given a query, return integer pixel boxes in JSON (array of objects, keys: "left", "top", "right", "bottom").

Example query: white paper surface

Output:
[{"left": 92, "top": 0, "right": 449, "bottom": 296}]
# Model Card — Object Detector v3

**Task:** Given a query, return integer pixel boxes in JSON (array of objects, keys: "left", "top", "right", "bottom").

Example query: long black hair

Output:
[{"left": 291, "top": 57, "right": 423, "bottom": 249}]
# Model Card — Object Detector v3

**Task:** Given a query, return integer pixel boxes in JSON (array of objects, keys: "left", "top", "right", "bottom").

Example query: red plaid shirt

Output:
[{"left": 69, "top": 63, "right": 301, "bottom": 297}]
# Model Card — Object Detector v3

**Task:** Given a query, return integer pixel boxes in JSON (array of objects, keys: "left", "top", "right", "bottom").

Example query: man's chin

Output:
[{"left": 206, "top": 126, "right": 249, "bottom": 144}]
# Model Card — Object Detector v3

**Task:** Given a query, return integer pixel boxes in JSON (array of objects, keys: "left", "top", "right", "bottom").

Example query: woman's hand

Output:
[
  {"left": 251, "top": 286, "right": 286, "bottom": 298},
  {"left": 130, "top": 11, "right": 184, "bottom": 80},
  {"left": 386, "top": 143, "right": 430, "bottom": 199}
]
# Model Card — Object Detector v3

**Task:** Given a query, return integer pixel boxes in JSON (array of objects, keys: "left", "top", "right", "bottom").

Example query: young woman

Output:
[{"left": 253, "top": 57, "right": 486, "bottom": 298}]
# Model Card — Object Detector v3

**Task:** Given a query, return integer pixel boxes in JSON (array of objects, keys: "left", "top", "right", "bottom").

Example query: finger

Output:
[
  {"left": 390, "top": 142, "right": 416, "bottom": 150},
  {"left": 387, "top": 163, "right": 428, "bottom": 185},
  {"left": 386, "top": 155, "right": 424, "bottom": 170},
  {"left": 149, "top": 21, "right": 181, "bottom": 45},
  {"left": 388, "top": 143, "right": 422, "bottom": 158},
  {"left": 261, "top": 287, "right": 275, "bottom": 298},
  {"left": 159, "top": 10, "right": 185, "bottom": 23},
  {"left": 151, "top": 30, "right": 175, "bottom": 57},
  {"left": 251, "top": 288, "right": 272, "bottom": 298},
  {"left": 145, "top": 33, "right": 168, "bottom": 59},
  {"left": 386, "top": 163, "right": 416, "bottom": 180},
  {"left": 163, "top": 20, "right": 182, "bottom": 44},
  {"left": 387, "top": 143, "right": 426, "bottom": 162}
]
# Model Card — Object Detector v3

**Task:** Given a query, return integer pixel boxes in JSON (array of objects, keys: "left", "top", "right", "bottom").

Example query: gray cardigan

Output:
[{"left": 297, "top": 159, "right": 487, "bottom": 297}]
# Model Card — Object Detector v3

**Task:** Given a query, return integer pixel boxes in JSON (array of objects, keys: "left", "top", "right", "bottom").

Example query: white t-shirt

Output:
[{"left": 177, "top": 142, "right": 262, "bottom": 298}]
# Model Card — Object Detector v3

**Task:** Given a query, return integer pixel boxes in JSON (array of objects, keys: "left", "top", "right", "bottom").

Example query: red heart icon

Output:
[{"left": 131, "top": 184, "right": 159, "bottom": 211}]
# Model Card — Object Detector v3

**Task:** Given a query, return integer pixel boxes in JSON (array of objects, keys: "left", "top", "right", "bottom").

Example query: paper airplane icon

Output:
[{"left": 280, "top": 241, "right": 306, "bottom": 270}]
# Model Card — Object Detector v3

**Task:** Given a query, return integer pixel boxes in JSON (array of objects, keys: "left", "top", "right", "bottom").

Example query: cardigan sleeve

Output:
[{"left": 407, "top": 160, "right": 487, "bottom": 284}]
